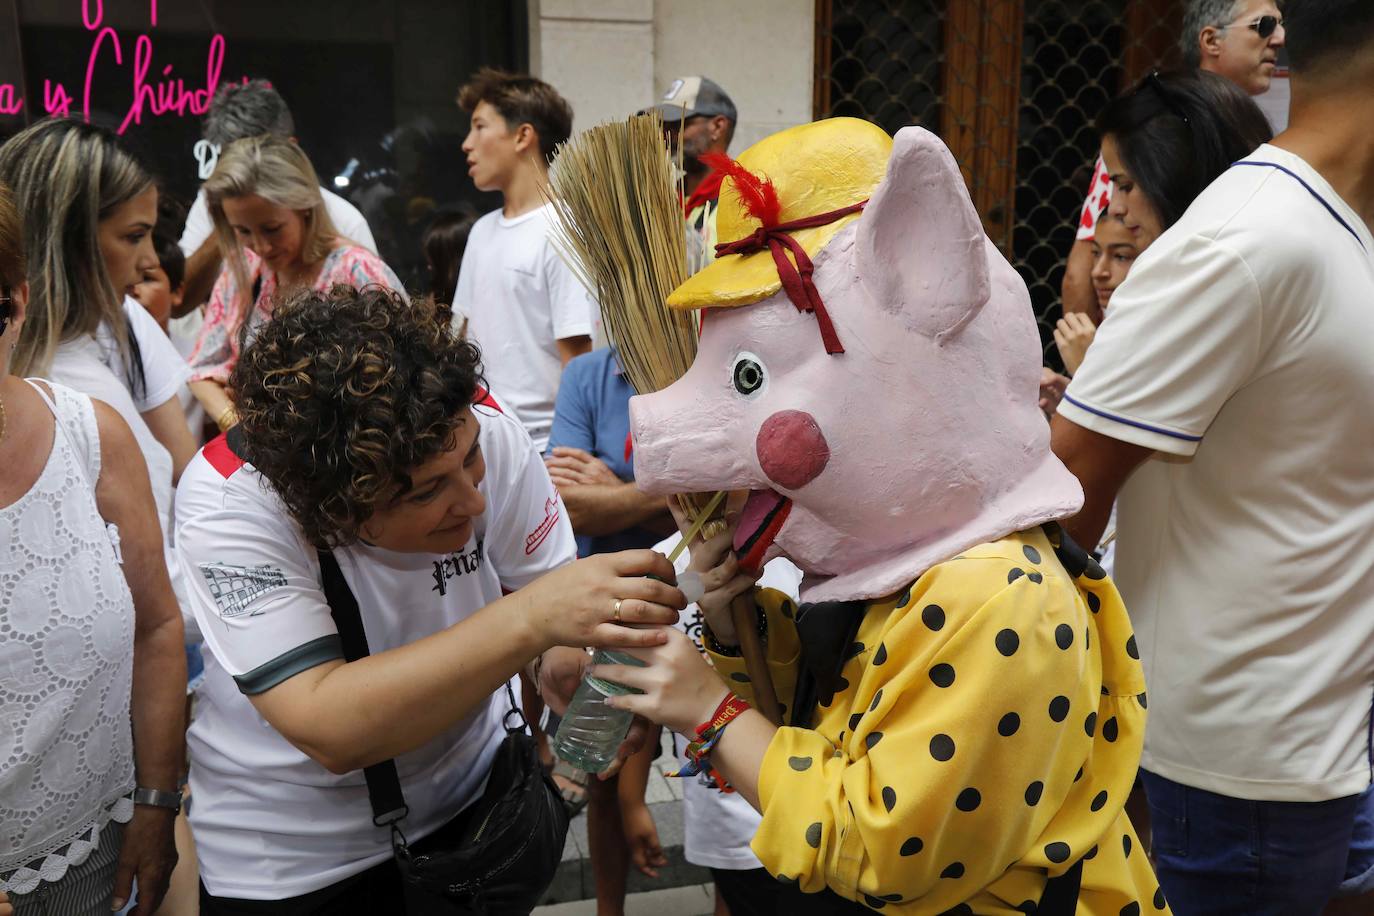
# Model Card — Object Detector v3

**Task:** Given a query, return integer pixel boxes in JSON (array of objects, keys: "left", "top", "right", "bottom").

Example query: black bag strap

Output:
[
  {"left": 316, "top": 550, "right": 528, "bottom": 830},
  {"left": 318, "top": 550, "right": 411, "bottom": 829}
]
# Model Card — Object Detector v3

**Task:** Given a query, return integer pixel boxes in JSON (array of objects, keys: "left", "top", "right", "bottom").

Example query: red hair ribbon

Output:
[{"left": 713, "top": 201, "right": 866, "bottom": 355}]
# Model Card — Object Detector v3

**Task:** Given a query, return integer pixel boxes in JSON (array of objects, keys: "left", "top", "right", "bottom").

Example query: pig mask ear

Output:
[{"left": 855, "top": 126, "right": 991, "bottom": 340}]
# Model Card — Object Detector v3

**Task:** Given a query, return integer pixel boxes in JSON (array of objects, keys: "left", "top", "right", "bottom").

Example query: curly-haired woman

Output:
[
  {"left": 174, "top": 286, "right": 683, "bottom": 912},
  {"left": 186, "top": 135, "right": 404, "bottom": 433}
]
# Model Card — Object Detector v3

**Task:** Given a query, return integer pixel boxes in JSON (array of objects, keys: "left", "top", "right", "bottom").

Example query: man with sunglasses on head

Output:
[
  {"left": 1051, "top": 1, "right": 1374, "bottom": 911},
  {"left": 1058, "top": 0, "right": 1285, "bottom": 331}
]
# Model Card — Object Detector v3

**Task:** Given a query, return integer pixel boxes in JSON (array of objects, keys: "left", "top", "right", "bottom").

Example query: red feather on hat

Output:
[{"left": 701, "top": 152, "right": 781, "bottom": 228}]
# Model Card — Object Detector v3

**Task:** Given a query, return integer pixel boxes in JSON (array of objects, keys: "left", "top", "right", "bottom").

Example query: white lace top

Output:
[{"left": 0, "top": 381, "right": 136, "bottom": 894}]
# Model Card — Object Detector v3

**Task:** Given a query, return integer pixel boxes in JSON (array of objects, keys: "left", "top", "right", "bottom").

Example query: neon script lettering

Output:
[{"left": 2, "top": 1, "right": 233, "bottom": 135}]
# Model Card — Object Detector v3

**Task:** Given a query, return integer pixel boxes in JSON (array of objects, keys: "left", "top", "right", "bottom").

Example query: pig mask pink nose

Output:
[{"left": 756, "top": 410, "right": 831, "bottom": 490}]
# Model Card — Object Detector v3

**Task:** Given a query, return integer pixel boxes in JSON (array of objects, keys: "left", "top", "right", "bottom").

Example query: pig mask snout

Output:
[{"left": 756, "top": 409, "right": 830, "bottom": 490}]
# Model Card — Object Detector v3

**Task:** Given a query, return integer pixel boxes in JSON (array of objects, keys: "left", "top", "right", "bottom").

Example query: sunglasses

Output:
[{"left": 1228, "top": 14, "right": 1283, "bottom": 39}]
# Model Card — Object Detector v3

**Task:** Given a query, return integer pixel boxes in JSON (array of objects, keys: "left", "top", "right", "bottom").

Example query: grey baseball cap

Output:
[{"left": 644, "top": 76, "right": 737, "bottom": 123}]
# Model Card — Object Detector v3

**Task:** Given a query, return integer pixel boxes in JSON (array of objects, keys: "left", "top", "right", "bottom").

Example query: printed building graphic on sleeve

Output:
[{"left": 199, "top": 562, "right": 288, "bottom": 618}]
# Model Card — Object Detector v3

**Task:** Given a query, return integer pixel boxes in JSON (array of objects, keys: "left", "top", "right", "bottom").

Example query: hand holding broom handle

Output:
[
  {"left": 669, "top": 492, "right": 784, "bottom": 727},
  {"left": 730, "top": 592, "right": 784, "bottom": 726}
]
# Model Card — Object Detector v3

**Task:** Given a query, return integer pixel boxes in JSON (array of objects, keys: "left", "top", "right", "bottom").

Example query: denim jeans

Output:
[{"left": 1141, "top": 769, "right": 1374, "bottom": 915}]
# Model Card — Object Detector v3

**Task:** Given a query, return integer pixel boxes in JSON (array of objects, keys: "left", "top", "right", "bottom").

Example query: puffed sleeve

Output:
[{"left": 748, "top": 556, "right": 1102, "bottom": 912}]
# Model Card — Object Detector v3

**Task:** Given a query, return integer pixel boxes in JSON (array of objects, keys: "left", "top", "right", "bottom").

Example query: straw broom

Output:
[{"left": 546, "top": 113, "right": 784, "bottom": 726}]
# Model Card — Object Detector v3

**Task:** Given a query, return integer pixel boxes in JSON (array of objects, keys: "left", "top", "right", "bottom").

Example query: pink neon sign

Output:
[{"left": 0, "top": 1, "right": 238, "bottom": 135}]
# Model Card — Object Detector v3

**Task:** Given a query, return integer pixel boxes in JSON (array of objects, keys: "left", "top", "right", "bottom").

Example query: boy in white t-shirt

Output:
[{"left": 452, "top": 68, "right": 595, "bottom": 454}]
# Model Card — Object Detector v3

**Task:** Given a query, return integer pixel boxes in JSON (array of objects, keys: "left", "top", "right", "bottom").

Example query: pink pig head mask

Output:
[{"left": 629, "top": 118, "right": 1083, "bottom": 603}]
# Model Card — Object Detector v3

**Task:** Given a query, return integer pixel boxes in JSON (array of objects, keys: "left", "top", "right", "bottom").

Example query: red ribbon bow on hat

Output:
[{"left": 704, "top": 153, "right": 865, "bottom": 355}]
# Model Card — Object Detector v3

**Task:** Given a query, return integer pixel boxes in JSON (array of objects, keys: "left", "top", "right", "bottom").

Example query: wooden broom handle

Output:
[{"left": 730, "top": 593, "right": 783, "bottom": 726}]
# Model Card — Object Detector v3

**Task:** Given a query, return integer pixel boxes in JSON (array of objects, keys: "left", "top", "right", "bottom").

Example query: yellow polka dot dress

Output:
[{"left": 706, "top": 525, "right": 1168, "bottom": 914}]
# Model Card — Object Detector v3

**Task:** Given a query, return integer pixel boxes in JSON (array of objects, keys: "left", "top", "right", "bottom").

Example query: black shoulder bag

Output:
[{"left": 318, "top": 551, "right": 569, "bottom": 914}]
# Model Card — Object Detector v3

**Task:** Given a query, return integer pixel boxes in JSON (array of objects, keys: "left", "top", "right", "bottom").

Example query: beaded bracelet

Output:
[{"left": 668, "top": 691, "right": 751, "bottom": 791}]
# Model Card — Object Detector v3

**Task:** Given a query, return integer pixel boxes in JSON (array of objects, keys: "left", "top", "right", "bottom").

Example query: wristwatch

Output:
[{"left": 133, "top": 786, "right": 182, "bottom": 814}]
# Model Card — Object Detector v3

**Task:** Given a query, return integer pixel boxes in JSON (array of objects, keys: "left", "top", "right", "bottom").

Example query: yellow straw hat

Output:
[{"left": 667, "top": 117, "right": 893, "bottom": 316}]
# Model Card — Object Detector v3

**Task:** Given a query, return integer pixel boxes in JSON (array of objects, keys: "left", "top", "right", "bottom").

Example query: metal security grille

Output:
[{"left": 815, "top": 0, "right": 1182, "bottom": 366}]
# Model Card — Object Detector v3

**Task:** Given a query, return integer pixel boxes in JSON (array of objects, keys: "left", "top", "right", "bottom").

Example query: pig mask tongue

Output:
[{"left": 735, "top": 490, "right": 791, "bottom": 572}]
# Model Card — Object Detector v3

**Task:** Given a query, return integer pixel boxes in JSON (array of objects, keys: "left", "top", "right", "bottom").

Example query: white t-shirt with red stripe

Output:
[{"left": 174, "top": 398, "right": 576, "bottom": 899}]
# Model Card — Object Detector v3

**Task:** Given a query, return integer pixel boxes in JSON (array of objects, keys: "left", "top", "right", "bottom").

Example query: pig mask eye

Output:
[{"left": 732, "top": 352, "right": 767, "bottom": 398}]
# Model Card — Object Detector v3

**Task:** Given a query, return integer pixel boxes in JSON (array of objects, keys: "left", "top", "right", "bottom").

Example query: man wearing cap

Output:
[{"left": 645, "top": 76, "right": 737, "bottom": 258}]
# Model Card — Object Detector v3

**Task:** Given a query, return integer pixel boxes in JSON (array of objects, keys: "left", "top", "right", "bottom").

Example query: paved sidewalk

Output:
[{"left": 541, "top": 733, "right": 713, "bottom": 905}]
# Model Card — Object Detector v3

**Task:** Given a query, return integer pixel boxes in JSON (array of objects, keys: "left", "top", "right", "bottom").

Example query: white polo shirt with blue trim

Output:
[{"left": 1061, "top": 144, "right": 1374, "bottom": 803}]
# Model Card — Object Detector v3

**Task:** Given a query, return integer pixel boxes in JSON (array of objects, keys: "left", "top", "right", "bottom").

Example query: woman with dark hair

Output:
[
  {"left": 175, "top": 286, "right": 684, "bottom": 912},
  {"left": 1096, "top": 69, "right": 1274, "bottom": 249}
]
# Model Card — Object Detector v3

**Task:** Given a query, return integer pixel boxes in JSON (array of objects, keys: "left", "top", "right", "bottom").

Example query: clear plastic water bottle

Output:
[
  {"left": 552, "top": 572, "right": 703, "bottom": 773},
  {"left": 552, "top": 649, "right": 643, "bottom": 773}
]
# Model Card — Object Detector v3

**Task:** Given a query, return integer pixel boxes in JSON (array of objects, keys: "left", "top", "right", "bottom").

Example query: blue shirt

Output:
[{"left": 547, "top": 349, "right": 662, "bottom": 557}]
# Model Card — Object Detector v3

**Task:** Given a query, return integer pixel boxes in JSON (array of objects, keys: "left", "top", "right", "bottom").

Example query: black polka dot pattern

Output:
[
  {"left": 1138, "top": 692, "right": 1148, "bottom": 708},
  {"left": 955, "top": 788, "right": 981, "bottom": 811},
  {"left": 1023, "top": 544, "right": 1041, "bottom": 564},
  {"left": 788, "top": 755, "right": 812, "bottom": 772},
  {"left": 1027, "top": 571, "right": 1044, "bottom": 584},
  {"left": 1045, "top": 841, "right": 1071, "bottom": 863},
  {"left": 1008, "top": 567, "right": 1026, "bottom": 584},
  {"left": 882, "top": 786, "right": 896, "bottom": 812},
  {"left": 1048, "top": 695, "right": 1070, "bottom": 722},
  {"left": 922, "top": 604, "right": 946, "bottom": 631},
  {"left": 897, "top": 587, "right": 913, "bottom": 608},
  {"left": 1055, "top": 624, "right": 1074, "bottom": 650},
  {"left": 1025, "top": 781, "right": 1044, "bottom": 805},
  {"left": 1123, "top": 834, "right": 1133, "bottom": 858},
  {"left": 1015, "top": 902, "right": 1037, "bottom": 914},
  {"left": 873, "top": 643, "right": 888, "bottom": 666},
  {"left": 1091, "top": 790, "right": 1108, "bottom": 811},
  {"left": 1126, "top": 635, "right": 1139, "bottom": 659},
  {"left": 930, "top": 734, "right": 955, "bottom": 761},
  {"left": 1153, "top": 887, "right": 1166, "bottom": 909},
  {"left": 1121, "top": 904, "right": 1141, "bottom": 916},
  {"left": 1103, "top": 717, "right": 1119, "bottom": 743},
  {"left": 1085, "top": 558, "right": 1106, "bottom": 580},
  {"left": 849, "top": 713, "right": 863, "bottom": 731},
  {"left": 805, "top": 822, "right": 822, "bottom": 848},
  {"left": 865, "top": 732, "right": 883, "bottom": 750},
  {"left": 869, "top": 689, "right": 883, "bottom": 712},
  {"left": 1085, "top": 712, "right": 1097, "bottom": 737},
  {"left": 1086, "top": 592, "right": 1101, "bottom": 613},
  {"left": 940, "top": 861, "right": 965, "bottom": 879},
  {"left": 780, "top": 600, "right": 795, "bottom": 619},
  {"left": 845, "top": 641, "right": 865, "bottom": 661},
  {"left": 938, "top": 905, "right": 972, "bottom": 916},
  {"left": 1075, "top": 766, "right": 1085, "bottom": 783},
  {"left": 996, "top": 629, "right": 1020, "bottom": 656},
  {"left": 1083, "top": 844, "right": 1099, "bottom": 860},
  {"left": 998, "top": 712, "right": 1021, "bottom": 737},
  {"left": 900, "top": 836, "right": 923, "bottom": 856},
  {"left": 929, "top": 663, "right": 956, "bottom": 688}
]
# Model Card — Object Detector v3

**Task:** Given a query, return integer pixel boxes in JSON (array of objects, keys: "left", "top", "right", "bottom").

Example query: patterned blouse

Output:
[
  {"left": 188, "top": 245, "right": 405, "bottom": 384},
  {"left": 707, "top": 524, "right": 1169, "bottom": 914}
]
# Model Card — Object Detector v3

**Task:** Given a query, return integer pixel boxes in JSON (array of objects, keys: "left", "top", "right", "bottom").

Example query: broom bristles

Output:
[{"left": 546, "top": 112, "right": 723, "bottom": 532}]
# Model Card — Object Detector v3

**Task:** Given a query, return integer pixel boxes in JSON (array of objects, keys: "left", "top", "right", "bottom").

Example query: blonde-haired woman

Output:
[
  {"left": 0, "top": 176, "right": 185, "bottom": 911},
  {"left": 187, "top": 136, "right": 403, "bottom": 430}
]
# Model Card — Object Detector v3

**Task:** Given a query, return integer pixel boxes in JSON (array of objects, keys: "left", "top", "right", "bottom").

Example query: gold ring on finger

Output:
[{"left": 613, "top": 599, "right": 623, "bottom": 623}]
